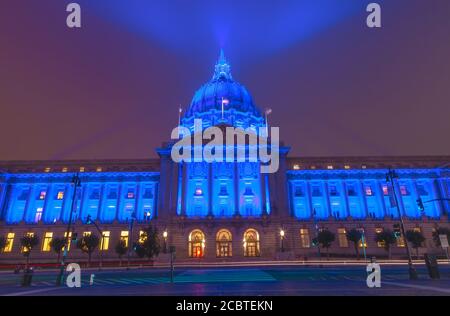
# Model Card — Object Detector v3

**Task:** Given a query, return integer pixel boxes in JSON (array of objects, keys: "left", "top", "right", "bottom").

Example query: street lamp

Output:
[
  {"left": 386, "top": 168, "right": 418, "bottom": 280},
  {"left": 163, "top": 230, "right": 168, "bottom": 253},
  {"left": 280, "top": 229, "right": 285, "bottom": 252},
  {"left": 56, "top": 173, "right": 81, "bottom": 286}
]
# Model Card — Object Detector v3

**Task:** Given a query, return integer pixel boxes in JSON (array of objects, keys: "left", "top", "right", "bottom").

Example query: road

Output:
[{"left": 1, "top": 264, "right": 449, "bottom": 296}]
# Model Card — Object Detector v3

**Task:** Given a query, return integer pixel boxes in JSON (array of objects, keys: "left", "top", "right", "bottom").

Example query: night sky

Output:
[{"left": 1, "top": 0, "right": 449, "bottom": 161}]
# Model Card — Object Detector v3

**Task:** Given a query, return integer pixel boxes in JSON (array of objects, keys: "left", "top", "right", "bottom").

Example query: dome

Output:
[{"left": 182, "top": 51, "right": 264, "bottom": 130}]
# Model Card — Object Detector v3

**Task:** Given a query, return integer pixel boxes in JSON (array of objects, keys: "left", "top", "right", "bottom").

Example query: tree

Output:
[
  {"left": 20, "top": 234, "right": 40, "bottom": 269},
  {"left": 406, "top": 230, "right": 425, "bottom": 259},
  {"left": 375, "top": 229, "right": 396, "bottom": 259},
  {"left": 346, "top": 229, "right": 362, "bottom": 260},
  {"left": 0, "top": 236, "right": 7, "bottom": 253},
  {"left": 432, "top": 227, "right": 450, "bottom": 247},
  {"left": 50, "top": 237, "right": 66, "bottom": 263},
  {"left": 76, "top": 234, "right": 99, "bottom": 267},
  {"left": 314, "top": 229, "right": 335, "bottom": 259},
  {"left": 115, "top": 240, "right": 128, "bottom": 267},
  {"left": 133, "top": 226, "right": 161, "bottom": 263}
]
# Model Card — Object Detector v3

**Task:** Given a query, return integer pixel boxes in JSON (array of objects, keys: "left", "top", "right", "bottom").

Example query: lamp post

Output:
[
  {"left": 279, "top": 229, "right": 285, "bottom": 253},
  {"left": 56, "top": 173, "right": 81, "bottom": 286},
  {"left": 126, "top": 212, "right": 136, "bottom": 270},
  {"left": 386, "top": 169, "right": 418, "bottom": 280},
  {"left": 163, "top": 230, "right": 168, "bottom": 253}
]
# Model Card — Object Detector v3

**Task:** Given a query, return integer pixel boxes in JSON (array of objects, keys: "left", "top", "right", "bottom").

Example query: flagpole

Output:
[{"left": 178, "top": 106, "right": 182, "bottom": 138}]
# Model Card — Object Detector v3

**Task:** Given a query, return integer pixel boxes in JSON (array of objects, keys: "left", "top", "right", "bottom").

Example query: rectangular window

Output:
[
  {"left": 413, "top": 227, "right": 421, "bottom": 233},
  {"left": 56, "top": 191, "right": 64, "bottom": 200},
  {"left": 21, "top": 232, "right": 35, "bottom": 253},
  {"left": 311, "top": 186, "right": 322, "bottom": 197},
  {"left": 120, "top": 231, "right": 129, "bottom": 247},
  {"left": 100, "top": 231, "right": 110, "bottom": 251},
  {"left": 35, "top": 207, "right": 43, "bottom": 223},
  {"left": 365, "top": 186, "right": 373, "bottom": 196},
  {"left": 18, "top": 188, "right": 30, "bottom": 201},
  {"left": 294, "top": 186, "right": 304, "bottom": 197},
  {"left": 143, "top": 188, "right": 154, "bottom": 199},
  {"left": 382, "top": 185, "right": 389, "bottom": 196},
  {"left": 138, "top": 230, "right": 146, "bottom": 244},
  {"left": 38, "top": 190, "right": 46, "bottom": 200},
  {"left": 64, "top": 232, "right": 72, "bottom": 251},
  {"left": 126, "top": 188, "right": 135, "bottom": 199},
  {"left": 90, "top": 188, "right": 100, "bottom": 200},
  {"left": 417, "top": 185, "right": 428, "bottom": 196},
  {"left": 107, "top": 187, "right": 118, "bottom": 199},
  {"left": 329, "top": 185, "right": 338, "bottom": 196},
  {"left": 375, "top": 228, "right": 385, "bottom": 248},
  {"left": 397, "top": 236, "right": 406, "bottom": 247},
  {"left": 3, "top": 233, "right": 15, "bottom": 252},
  {"left": 399, "top": 185, "right": 409, "bottom": 196},
  {"left": 42, "top": 232, "right": 53, "bottom": 252},
  {"left": 347, "top": 185, "right": 357, "bottom": 196},
  {"left": 338, "top": 228, "right": 348, "bottom": 247},
  {"left": 83, "top": 231, "right": 91, "bottom": 237},
  {"left": 300, "top": 229, "right": 310, "bottom": 248}
]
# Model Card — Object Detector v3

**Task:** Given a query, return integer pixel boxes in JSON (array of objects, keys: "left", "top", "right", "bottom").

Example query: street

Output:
[{"left": 1, "top": 264, "right": 449, "bottom": 296}]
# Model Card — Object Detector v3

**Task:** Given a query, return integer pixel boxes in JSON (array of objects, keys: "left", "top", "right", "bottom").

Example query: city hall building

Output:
[{"left": 0, "top": 53, "right": 449, "bottom": 264}]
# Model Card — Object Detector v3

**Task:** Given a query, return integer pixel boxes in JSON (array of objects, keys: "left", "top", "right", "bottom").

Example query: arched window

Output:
[
  {"left": 216, "top": 229, "right": 232, "bottom": 257},
  {"left": 189, "top": 229, "right": 205, "bottom": 258},
  {"left": 243, "top": 229, "right": 260, "bottom": 257}
]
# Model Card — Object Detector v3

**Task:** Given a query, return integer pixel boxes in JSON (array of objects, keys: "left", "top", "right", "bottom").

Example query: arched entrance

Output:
[
  {"left": 216, "top": 229, "right": 232, "bottom": 257},
  {"left": 243, "top": 229, "right": 260, "bottom": 257},
  {"left": 189, "top": 229, "right": 205, "bottom": 258}
]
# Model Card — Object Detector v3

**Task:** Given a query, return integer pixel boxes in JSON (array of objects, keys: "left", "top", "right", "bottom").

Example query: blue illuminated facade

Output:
[{"left": 0, "top": 52, "right": 449, "bottom": 262}]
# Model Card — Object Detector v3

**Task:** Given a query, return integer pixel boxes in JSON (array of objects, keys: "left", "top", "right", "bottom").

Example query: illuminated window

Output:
[
  {"left": 83, "top": 231, "right": 91, "bottom": 237},
  {"left": 338, "top": 228, "right": 348, "bottom": 247},
  {"left": 35, "top": 207, "right": 43, "bottom": 223},
  {"left": 21, "top": 232, "right": 35, "bottom": 253},
  {"left": 56, "top": 191, "right": 64, "bottom": 200},
  {"left": 375, "top": 228, "right": 385, "bottom": 248},
  {"left": 216, "top": 229, "right": 232, "bottom": 257},
  {"left": 120, "top": 231, "right": 129, "bottom": 247},
  {"left": 358, "top": 239, "right": 368, "bottom": 248},
  {"left": 399, "top": 185, "right": 409, "bottom": 196},
  {"left": 300, "top": 229, "right": 310, "bottom": 248},
  {"left": 64, "top": 232, "right": 72, "bottom": 251},
  {"left": 44, "top": 167, "right": 51, "bottom": 173},
  {"left": 293, "top": 164, "right": 300, "bottom": 170},
  {"left": 382, "top": 185, "right": 389, "bottom": 196},
  {"left": 310, "top": 166, "right": 316, "bottom": 170},
  {"left": 138, "top": 230, "right": 147, "bottom": 244},
  {"left": 96, "top": 167, "right": 102, "bottom": 172},
  {"left": 189, "top": 230, "right": 205, "bottom": 258},
  {"left": 327, "top": 165, "right": 334, "bottom": 170},
  {"left": 126, "top": 189, "right": 135, "bottom": 199},
  {"left": 79, "top": 167, "right": 85, "bottom": 172},
  {"left": 3, "top": 233, "right": 15, "bottom": 252},
  {"left": 38, "top": 191, "right": 47, "bottom": 200},
  {"left": 243, "top": 229, "right": 260, "bottom": 257},
  {"left": 361, "top": 165, "right": 367, "bottom": 169},
  {"left": 344, "top": 165, "right": 351, "bottom": 170},
  {"left": 413, "top": 227, "right": 421, "bottom": 233},
  {"left": 42, "top": 232, "right": 53, "bottom": 252},
  {"left": 365, "top": 186, "right": 373, "bottom": 196},
  {"left": 397, "top": 236, "right": 406, "bottom": 247},
  {"left": 100, "top": 231, "right": 110, "bottom": 251},
  {"left": 62, "top": 167, "right": 68, "bottom": 173},
  {"left": 194, "top": 188, "right": 203, "bottom": 196}
]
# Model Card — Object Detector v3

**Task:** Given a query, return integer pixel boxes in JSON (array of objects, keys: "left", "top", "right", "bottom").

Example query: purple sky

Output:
[{"left": 1, "top": 0, "right": 449, "bottom": 161}]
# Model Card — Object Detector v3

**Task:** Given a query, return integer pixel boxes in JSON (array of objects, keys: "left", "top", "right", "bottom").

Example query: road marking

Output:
[
  {"left": 382, "top": 281, "right": 450, "bottom": 294},
  {"left": 3, "top": 287, "right": 62, "bottom": 296}
]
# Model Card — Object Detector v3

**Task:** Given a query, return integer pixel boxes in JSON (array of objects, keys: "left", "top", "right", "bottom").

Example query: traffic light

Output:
[
  {"left": 416, "top": 198, "right": 425, "bottom": 212},
  {"left": 393, "top": 224, "right": 401, "bottom": 238}
]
